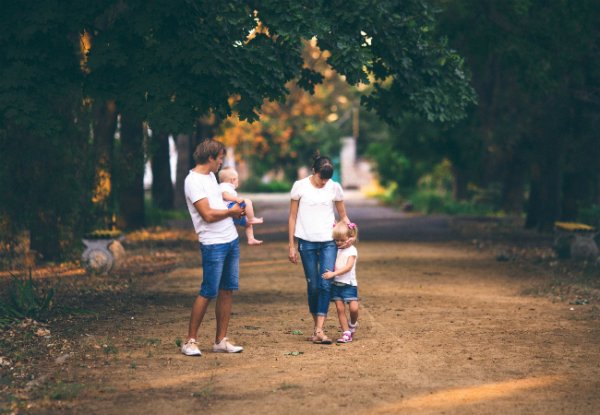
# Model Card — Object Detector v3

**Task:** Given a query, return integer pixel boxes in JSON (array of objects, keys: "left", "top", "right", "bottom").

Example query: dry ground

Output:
[{"left": 1, "top": 196, "right": 599, "bottom": 414}]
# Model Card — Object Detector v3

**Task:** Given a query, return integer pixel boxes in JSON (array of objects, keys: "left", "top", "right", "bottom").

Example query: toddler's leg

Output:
[
  {"left": 243, "top": 199, "right": 263, "bottom": 224},
  {"left": 245, "top": 224, "right": 263, "bottom": 245},
  {"left": 335, "top": 300, "right": 349, "bottom": 332},
  {"left": 349, "top": 300, "right": 359, "bottom": 329}
]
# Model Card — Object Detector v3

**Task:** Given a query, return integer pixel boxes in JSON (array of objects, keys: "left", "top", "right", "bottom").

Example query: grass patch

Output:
[
  {"left": 47, "top": 381, "right": 84, "bottom": 401},
  {"left": 0, "top": 271, "right": 55, "bottom": 325}
]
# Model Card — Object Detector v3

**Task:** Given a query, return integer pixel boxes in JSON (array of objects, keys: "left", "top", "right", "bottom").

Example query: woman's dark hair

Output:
[{"left": 312, "top": 155, "right": 334, "bottom": 180}]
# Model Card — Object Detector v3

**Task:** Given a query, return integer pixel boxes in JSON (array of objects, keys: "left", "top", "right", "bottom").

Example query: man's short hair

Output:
[{"left": 193, "top": 139, "right": 226, "bottom": 164}]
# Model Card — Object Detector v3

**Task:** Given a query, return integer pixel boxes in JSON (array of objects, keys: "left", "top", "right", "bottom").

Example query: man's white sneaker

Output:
[
  {"left": 181, "top": 339, "right": 202, "bottom": 356},
  {"left": 212, "top": 337, "right": 243, "bottom": 353}
]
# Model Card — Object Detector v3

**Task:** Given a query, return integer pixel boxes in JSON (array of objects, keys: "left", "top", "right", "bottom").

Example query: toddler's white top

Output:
[
  {"left": 219, "top": 182, "right": 238, "bottom": 198},
  {"left": 291, "top": 175, "right": 344, "bottom": 242},
  {"left": 184, "top": 171, "right": 238, "bottom": 244},
  {"left": 334, "top": 245, "right": 358, "bottom": 286}
]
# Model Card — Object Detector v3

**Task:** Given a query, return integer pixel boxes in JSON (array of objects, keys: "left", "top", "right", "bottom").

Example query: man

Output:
[{"left": 181, "top": 139, "right": 245, "bottom": 356}]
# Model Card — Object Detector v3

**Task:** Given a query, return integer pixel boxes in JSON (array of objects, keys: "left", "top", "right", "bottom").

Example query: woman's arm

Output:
[
  {"left": 335, "top": 200, "right": 355, "bottom": 248},
  {"left": 322, "top": 256, "right": 356, "bottom": 279},
  {"left": 335, "top": 200, "right": 350, "bottom": 224},
  {"left": 288, "top": 199, "right": 299, "bottom": 264},
  {"left": 194, "top": 198, "right": 243, "bottom": 223}
]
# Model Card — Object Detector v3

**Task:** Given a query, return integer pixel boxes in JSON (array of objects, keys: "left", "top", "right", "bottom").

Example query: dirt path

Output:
[{"left": 5, "top": 194, "right": 600, "bottom": 414}]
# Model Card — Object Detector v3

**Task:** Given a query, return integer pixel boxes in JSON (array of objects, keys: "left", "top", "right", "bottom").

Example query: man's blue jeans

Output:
[
  {"left": 198, "top": 238, "right": 240, "bottom": 298},
  {"left": 297, "top": 238, "right": 337, "bottom": 316}
]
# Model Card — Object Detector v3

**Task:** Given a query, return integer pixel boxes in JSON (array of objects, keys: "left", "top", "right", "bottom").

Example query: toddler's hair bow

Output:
[{"left": 347, "top": 222, "right": 357, "bottom": 229}]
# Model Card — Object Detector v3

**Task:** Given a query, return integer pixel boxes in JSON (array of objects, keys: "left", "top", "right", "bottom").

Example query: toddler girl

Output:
[{"left": 322, "top": 221, "right": 359, "bottom": 343}]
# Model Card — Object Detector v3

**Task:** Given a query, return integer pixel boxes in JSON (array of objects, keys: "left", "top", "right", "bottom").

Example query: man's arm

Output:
[
  {"left": 194, "top": 198, "right": 244, "bottom": 223},
  {"left": 222, "top": 191, "right": 244, "bottom": 204}
]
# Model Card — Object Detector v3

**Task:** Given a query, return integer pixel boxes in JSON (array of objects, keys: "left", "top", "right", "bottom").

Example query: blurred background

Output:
[{"left": 1, "top": 1, "right": 598, "bottom": 263}]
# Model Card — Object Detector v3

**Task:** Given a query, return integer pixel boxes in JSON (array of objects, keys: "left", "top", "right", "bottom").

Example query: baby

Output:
[{"left": 218, "top": 167, "right": 264, "bottom": 245}]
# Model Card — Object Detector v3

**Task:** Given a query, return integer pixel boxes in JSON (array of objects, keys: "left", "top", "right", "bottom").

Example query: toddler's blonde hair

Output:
[
  {"left": 218, "top": 167, "right": 238, "bottom": 182},
  {"left": 332, "top": 221, "right": 358, "bottom": 241}
]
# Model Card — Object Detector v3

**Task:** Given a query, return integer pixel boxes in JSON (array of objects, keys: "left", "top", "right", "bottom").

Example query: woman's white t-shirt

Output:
[
  {"left": 291, "top": 176, "right": 344, "bottom": 242},
  {"left": 334, "top": 245, "right": 358, "bottom": 286},
  {"left": 184, "top": 170, "right": 238, "bottom": 245}
]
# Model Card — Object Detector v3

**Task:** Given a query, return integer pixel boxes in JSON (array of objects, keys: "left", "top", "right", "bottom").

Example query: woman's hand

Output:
[
  {"left": 288, "top": 245, "right": 298, "bottom": 264},
  {"left": 338, "top": 236, "right": 355, "bottom": 249}
]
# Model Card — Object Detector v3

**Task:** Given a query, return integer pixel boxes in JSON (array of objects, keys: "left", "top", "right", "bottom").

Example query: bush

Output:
[
  {"left": 240, "top": 177, "right": 292, "bottom": 193},
  {"left": 0, "top": 271, "right": 55, "bottom": 325},
  {"left": 409, "top": 189, "right": 495, "bottom": 215},
  {"left": 144, "top": 199, "right": 189, "bottom": 227},
  {"left": 578, "top": 205, "right": 600, "bottom": 228}
]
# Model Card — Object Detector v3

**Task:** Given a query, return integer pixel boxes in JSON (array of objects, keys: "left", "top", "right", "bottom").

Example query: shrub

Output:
[
  {"left": 0, "top": 271, "right": 55, "bottom": 325},
  {"left": 578, "top": 205, "right": 600, "bottom": 228}
]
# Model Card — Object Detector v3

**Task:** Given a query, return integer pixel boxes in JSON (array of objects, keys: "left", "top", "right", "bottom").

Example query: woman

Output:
[{"left": 288, "top": 155, "right": 351, "bottom": 344}]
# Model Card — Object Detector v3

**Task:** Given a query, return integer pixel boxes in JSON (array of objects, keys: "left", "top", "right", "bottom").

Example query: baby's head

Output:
[
  {"left": 332, "top": 221, "right": 358, "bottom": 247},
  {"left": 218, "top": 167, "right": 239, "bottom": 187}
]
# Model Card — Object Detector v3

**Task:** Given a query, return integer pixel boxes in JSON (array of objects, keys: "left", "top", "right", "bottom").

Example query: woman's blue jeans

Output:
[{"left": 297, "top": 238, "right": 337, "bottom": 316}]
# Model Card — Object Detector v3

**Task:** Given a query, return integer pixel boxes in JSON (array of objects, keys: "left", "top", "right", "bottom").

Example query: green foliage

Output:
[
  {"left": 436, "top": 0, "right": 600, "bottom": 229},
  {"left": 410, "top": 189, "right": 494, "bottom": 215},
  {"left": 240, "top": 178, "right": 292, "bottom": 193},
  {"left": 578, "top": 206, "right": 600, "bottom": 229},
  {"left": 0, "top": 271, "right": 55, "bottom": 325},
  {"left": 144, "top": 199, "right": 189, "bottom": 228},
  {"left": 47, "top": 381, "right": 84, "bottom": 401},
  {"left": 1, "top": 0, "right": 475, "bottom": 260}
]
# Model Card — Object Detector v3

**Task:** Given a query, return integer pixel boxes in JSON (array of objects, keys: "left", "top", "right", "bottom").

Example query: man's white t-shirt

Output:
[
  {"left": 184, "top": 170, "right": 238, "bottom": 245},
  {"left": 291, "top": 176, "right": 344, "bottom": 242},
  {"left": 334, "top": 245, "right": 358, "bottom": 286}
]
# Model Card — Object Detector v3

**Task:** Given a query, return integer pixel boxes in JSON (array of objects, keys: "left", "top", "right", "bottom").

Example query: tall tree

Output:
[
  {"left": 437, "top": 0, "right": 600, "bottom": 229},
  {"left": 0, "top": 2, "right": 90, "bottom": 260},
  {"left": 2, "top": 0, "right": 475, "bottom": 260},
  {"left": 150, "top": 131, "right": 175, "bottom": 210}
]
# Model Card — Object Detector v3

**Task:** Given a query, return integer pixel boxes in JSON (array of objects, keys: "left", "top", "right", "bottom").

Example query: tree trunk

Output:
[
  {"left": 90, "top": 100, "right": 118, "bottom": 229},
  {"left": 174, "top": 133, "right": 191, "bottom": 209},
  {"left": 452, "top": 164, "right": 469, "bottom": 201},
  {"left": 524, "top": 145, "right": 563, "bottom": 232},
  {"left": 116, "top": 115, "right": 145, "bottom": 229},
  {"left": 500, "top": 154, "right": 527, "bottom": 214},
  {"left": 92, "top": 100, "right": 117, "bottom": 167},
  {"left": 151, "top": 132, "right": 174, "bottom": 210}
]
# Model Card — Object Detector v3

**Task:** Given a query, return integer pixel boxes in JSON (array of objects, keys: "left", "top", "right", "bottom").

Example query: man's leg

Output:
[
  {"left": 215, "top": 289, "right": 233, "bottom": 343},
  {"left": 187, "top": 295, "right": 211, "bottom": 340},
  {"left": 211, "top": 239, "right": 243, "bottom": 353}
]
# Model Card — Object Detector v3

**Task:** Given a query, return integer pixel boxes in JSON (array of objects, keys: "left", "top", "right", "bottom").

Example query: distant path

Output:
[{"left": 249, "top": 190, "right": 459, "bottom": 243}]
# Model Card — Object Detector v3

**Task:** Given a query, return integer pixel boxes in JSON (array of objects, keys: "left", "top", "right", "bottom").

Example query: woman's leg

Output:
[
  {"left": 297, "top": 239, "right": 319, "bottom": 317},
  {"left": 316, "top": 241, "right": 337, "bottom": 319}
]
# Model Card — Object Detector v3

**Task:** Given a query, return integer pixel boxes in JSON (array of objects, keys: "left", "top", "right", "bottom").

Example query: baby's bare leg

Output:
[
  {"left": 245, "top": 224, "right": 263, "bottom": 245},
  {"left": 242, "top": 199, "right": 263, "bottom": 224}
]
